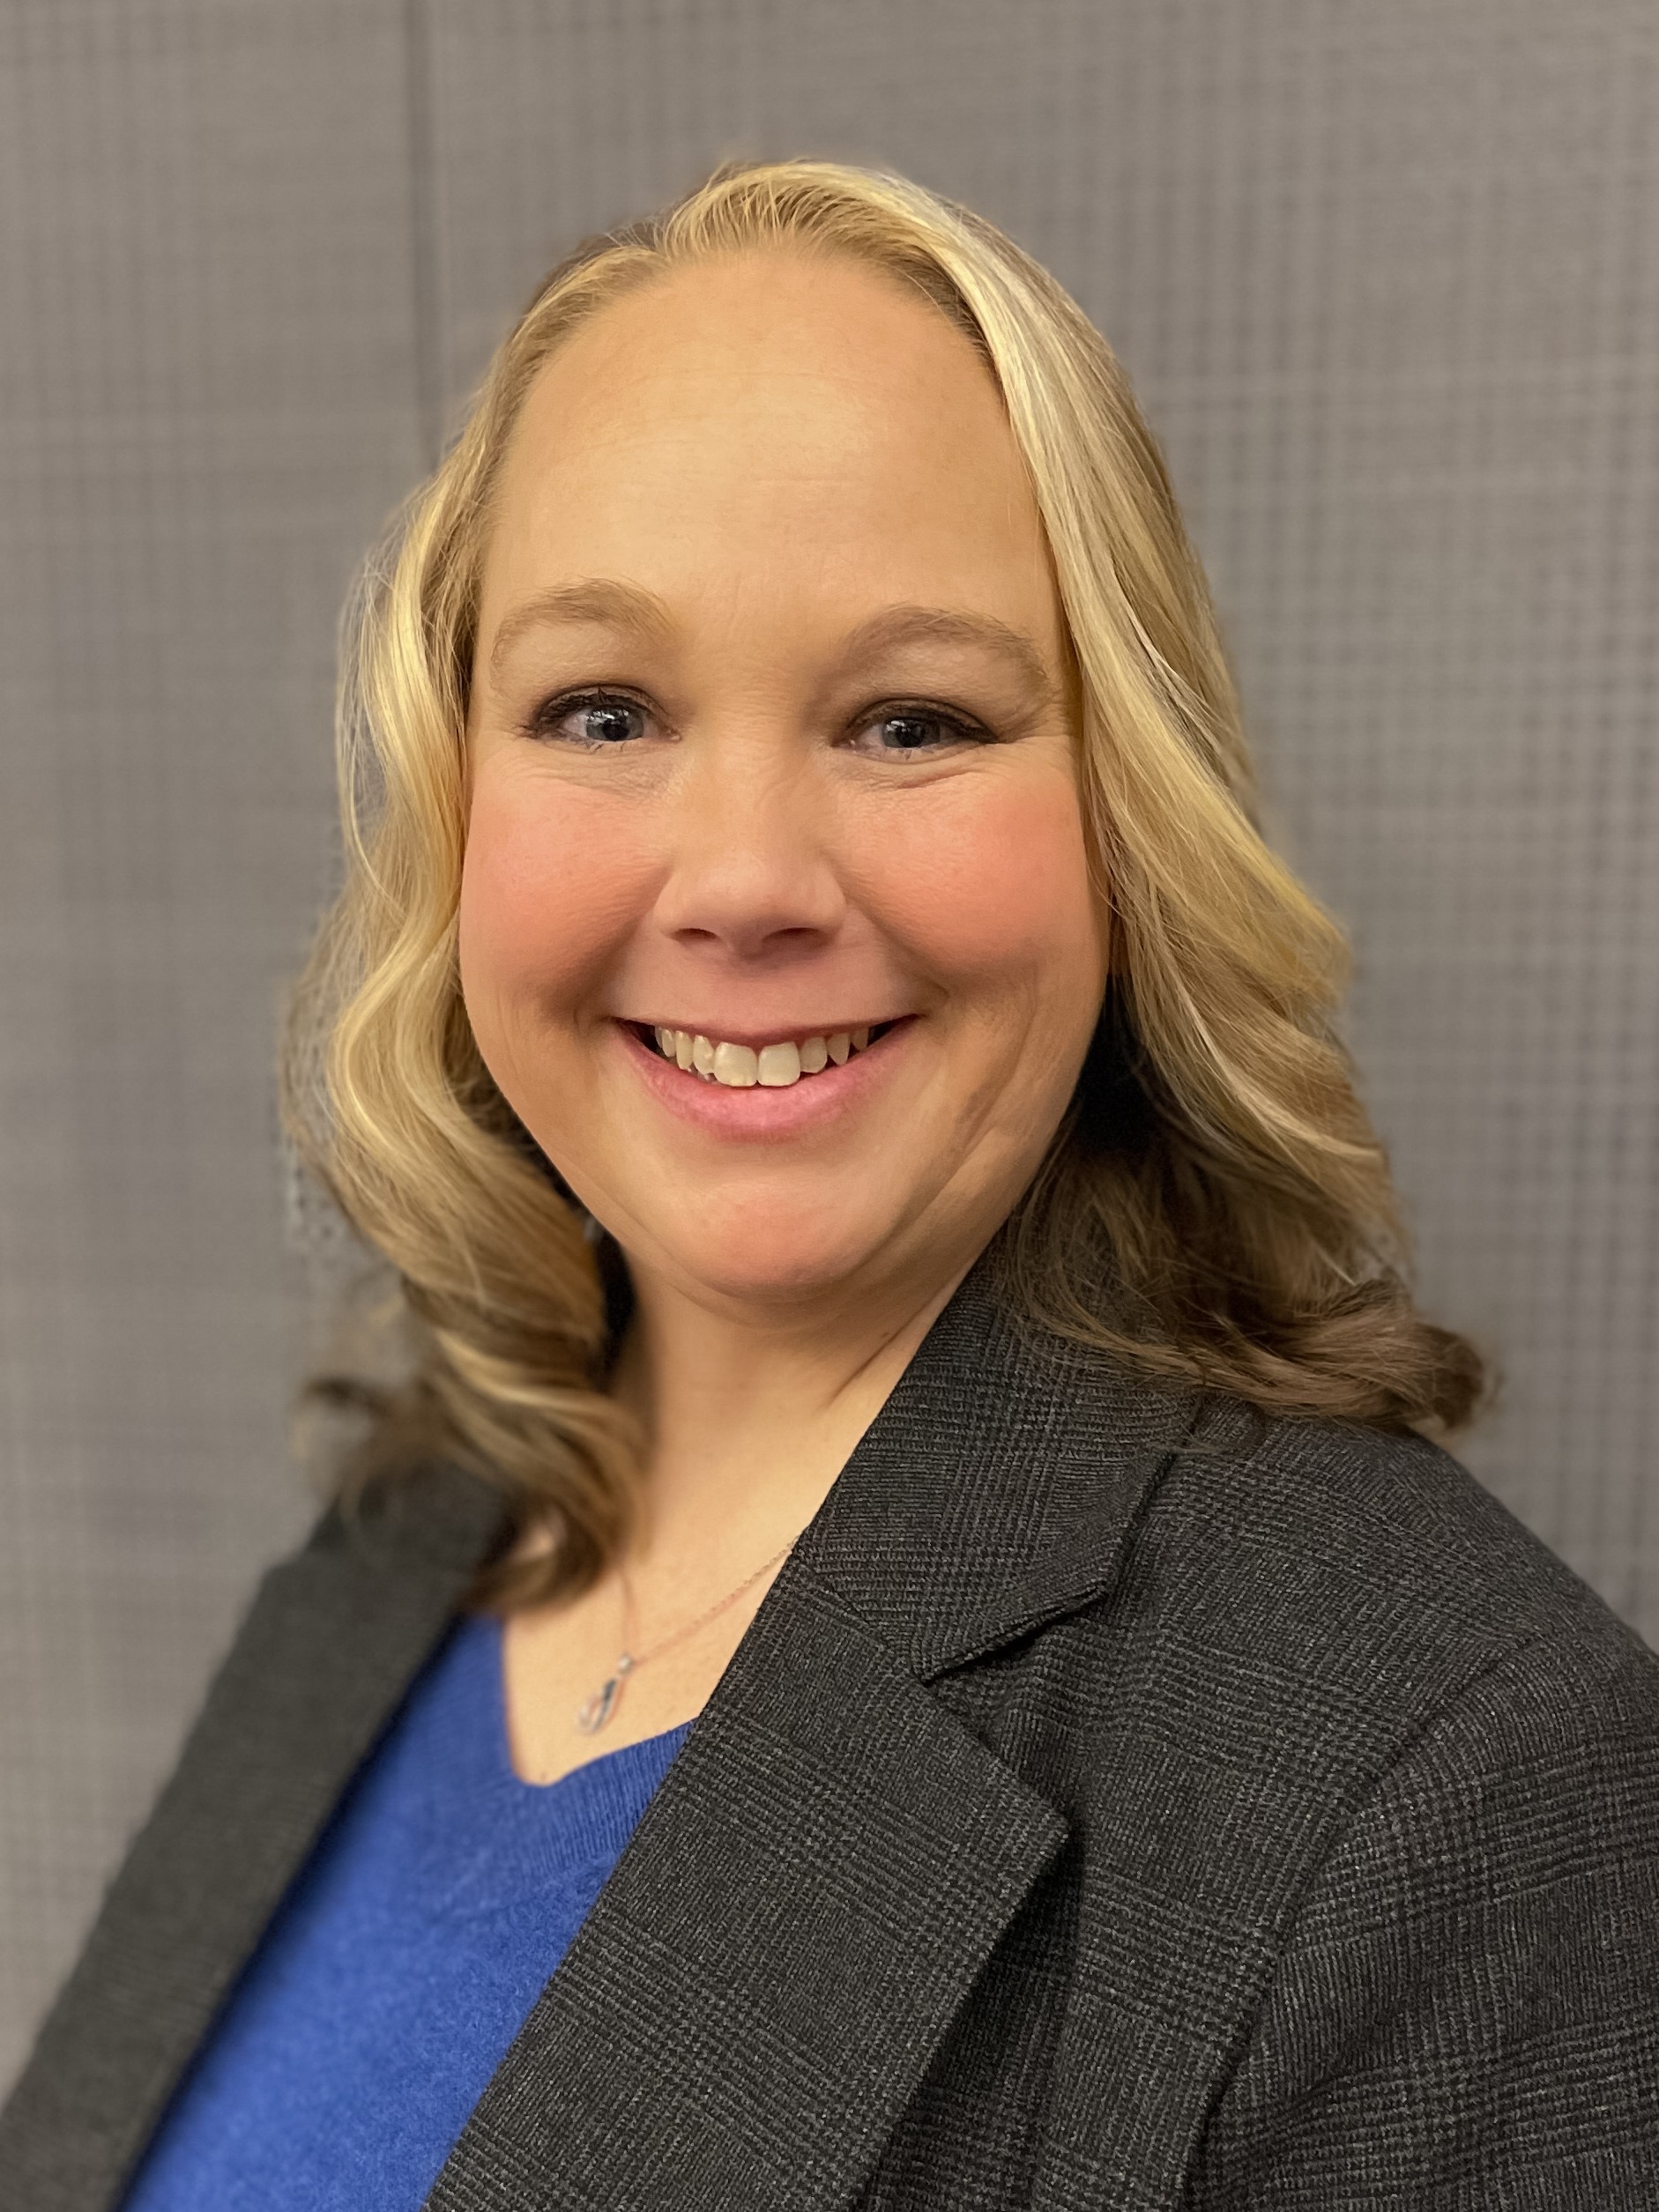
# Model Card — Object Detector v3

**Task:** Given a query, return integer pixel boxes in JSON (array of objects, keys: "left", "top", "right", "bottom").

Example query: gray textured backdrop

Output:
[{"left": 1, "top": 0, "right": 1655, "bottom": 2089}]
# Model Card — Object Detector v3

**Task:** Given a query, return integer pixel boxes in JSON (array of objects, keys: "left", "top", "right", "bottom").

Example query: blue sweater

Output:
[{"left": 119, "top": 1611, "right": 691, "bottom": 2211}]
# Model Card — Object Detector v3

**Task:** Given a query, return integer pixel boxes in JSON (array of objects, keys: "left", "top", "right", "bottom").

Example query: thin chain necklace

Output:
[{"left": 573, "top": 1537, "right": 796, "bottom": 1734}]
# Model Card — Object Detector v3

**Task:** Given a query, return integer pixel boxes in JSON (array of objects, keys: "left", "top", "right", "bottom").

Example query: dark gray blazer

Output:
[{"left": 5, "top": 1258, "right": 1659, "bottom": 2209}]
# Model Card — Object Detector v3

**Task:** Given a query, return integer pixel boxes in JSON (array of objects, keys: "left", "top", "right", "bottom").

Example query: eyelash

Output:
[{"left": 520, "top": 687, "right": 995, "bottom": 756}]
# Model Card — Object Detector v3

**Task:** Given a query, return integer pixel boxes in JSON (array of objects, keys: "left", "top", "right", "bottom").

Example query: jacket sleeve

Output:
[{"left": 1185, "top": 1626, "right": 1659, "bottom": 2209}]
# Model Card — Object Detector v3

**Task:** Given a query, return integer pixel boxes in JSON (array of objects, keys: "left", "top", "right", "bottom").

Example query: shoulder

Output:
[
  {"left": 979, "top": 1381, "right": 1659, "bottom": 1939},
  {"left": 1117, "top": 1396, "right": 1659, "bottom": 1759},
  {"left": 1120, "top": 1407, "right": 1659, "bottom": 2199}
]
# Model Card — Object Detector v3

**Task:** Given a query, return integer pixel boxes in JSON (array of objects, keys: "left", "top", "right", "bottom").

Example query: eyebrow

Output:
[
  {"left": 488, "top": 579, "right": 677, "bottom": 682},
  {"left": 487, "top": 577, "right": 1059, "bottom": 705}
]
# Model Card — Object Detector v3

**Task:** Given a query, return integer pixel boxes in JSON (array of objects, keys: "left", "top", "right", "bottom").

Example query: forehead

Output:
[{"left": 477, "top": 249, "right": 1060, "bottom": 634}]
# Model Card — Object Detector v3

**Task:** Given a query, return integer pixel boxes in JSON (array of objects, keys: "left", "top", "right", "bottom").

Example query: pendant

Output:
[{"left": 575, "top": 1652, "right": 635, "bottom": 1734}]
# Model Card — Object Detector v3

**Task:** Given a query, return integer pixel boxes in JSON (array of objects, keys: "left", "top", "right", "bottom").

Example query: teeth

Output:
[
  {"left": 649, "top": 1023, "right": 884, "bottom": 1087},
  {"left": 711, "top": 1042, "right": 758, "bottom": 1087},
  {"left": 756, "top": 1042, "right": 800, "bottom": 1087}
]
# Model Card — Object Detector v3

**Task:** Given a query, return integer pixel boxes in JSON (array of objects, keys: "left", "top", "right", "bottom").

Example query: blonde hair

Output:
[{"left": 281, "top": 156, "right": 1492, "bottom": 1613}]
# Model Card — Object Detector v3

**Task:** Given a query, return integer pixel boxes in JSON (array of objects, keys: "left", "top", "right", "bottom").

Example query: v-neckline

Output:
[{"left": 471, "top": 1609, "right": 695, "bottom": 1798}]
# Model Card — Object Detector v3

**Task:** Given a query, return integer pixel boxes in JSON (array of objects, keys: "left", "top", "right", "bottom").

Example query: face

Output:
[{"left": 460, "top": 249, "right": 1108, "bottom": 1319}]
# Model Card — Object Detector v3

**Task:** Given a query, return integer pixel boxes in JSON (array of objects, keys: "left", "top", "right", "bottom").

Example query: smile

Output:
[{"left": 640, "top": 1022, "right": 895, "bottom": 1088}]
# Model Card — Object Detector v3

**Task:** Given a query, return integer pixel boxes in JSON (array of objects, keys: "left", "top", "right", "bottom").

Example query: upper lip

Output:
[{"left": 621, "top": 1016, "right": 904, "bottom": 1049}]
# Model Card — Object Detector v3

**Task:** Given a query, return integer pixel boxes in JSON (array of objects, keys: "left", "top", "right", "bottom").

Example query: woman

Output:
[{"left": 4, "top": 157, "right": 1655, "bottom": 2210}]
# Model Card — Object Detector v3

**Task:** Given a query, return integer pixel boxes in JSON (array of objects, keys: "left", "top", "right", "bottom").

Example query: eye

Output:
[
  {"left": 519, "top": 690, "right": 993, "bottom": 755},
  {"left": 845, "top": 704, "right": 992, "bottom": 759},
  {"left": 523, "top": 688, "right": 654, "bottom": 748}
]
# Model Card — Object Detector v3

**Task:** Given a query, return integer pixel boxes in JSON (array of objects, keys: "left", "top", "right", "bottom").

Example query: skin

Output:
[{"left": 459, "top": 247, "right": 1109, "bottom": 1783}]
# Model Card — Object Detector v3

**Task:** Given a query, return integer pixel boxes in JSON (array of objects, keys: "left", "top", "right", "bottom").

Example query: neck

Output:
[{"left": 606, "top": 1243, "right": 981, "bottom": 1583}]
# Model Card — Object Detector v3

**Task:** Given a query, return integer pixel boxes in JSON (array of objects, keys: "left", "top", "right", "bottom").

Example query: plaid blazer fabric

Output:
[{"left": 4, "top": 1251, "right": 1657, "bottom": 2209}]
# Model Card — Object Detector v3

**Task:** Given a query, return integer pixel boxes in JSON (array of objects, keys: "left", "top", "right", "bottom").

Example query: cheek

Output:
[
  {"left": 457, "top": 774, "right": 654, "bottom": 1031},
  {"left": 868, "top": 768, "right": 1102, "bottom": 998}
]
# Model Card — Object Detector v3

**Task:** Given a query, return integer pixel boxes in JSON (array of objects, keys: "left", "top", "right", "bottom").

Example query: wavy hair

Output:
[{"left": 280, "top": 156, "right": 1492, "bottom": 1613}]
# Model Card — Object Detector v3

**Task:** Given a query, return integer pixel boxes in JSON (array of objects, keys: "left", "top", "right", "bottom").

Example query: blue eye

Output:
[
  {"left": 521, "top": 691, "right": 991, "bottom": 754},
  {"left": 527, "top": 691, "right": 650, "bottom": 746},
  {"left": 853, "top": 708, "right": 987, "bottom": 756}
]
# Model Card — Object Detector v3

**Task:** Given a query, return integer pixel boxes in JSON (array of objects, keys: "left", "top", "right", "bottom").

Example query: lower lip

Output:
[{"left": 614, "top": 1020, "right": 912, "bottom": 1139}]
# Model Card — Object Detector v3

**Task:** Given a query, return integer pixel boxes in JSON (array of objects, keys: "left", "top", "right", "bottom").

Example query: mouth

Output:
[{"left": 629, "top": 1018, "right": 904, "bottom": 1090}]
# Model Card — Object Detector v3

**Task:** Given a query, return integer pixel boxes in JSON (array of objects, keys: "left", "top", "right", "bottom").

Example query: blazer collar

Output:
[
  {"left": 792, "top": 1242, "right": 1215, "bottom": 1676},
  {"left": 4, "top": 1244, "right": 1216, "bottom": 2212}
]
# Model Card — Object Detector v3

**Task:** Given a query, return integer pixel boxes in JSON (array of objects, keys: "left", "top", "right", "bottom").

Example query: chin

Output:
[{"left": 651, "top": 1207, "right": 900, "bottom": 1310}]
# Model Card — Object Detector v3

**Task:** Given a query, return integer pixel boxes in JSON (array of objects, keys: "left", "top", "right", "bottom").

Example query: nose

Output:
[{"left": 651, "top": 739, "right": 845, "bottom": 963}]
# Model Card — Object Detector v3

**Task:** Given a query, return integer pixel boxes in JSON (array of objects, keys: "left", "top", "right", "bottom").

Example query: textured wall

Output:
[{"left": 2, "top": 0, "right": 1655, "bottom": 2089}]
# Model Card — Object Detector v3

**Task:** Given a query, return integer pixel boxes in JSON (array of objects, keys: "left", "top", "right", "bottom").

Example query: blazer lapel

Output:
[
  {"left": 0, "top": 1459, "right": 511, "bottom": 2212},
  {"left": 427, "top": 1253, "right": 1207, "bottom": 2212},
  {"left": 425, "top": 1555, "right": 1069, "bottom": 2212}
]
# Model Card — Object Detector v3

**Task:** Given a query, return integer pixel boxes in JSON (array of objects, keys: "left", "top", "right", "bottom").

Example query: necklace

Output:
[{"left": 573, "top": 1537, "right": 796, "bottom": 1734}]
